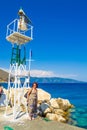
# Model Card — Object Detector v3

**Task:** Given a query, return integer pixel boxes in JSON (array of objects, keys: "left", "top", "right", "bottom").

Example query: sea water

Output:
[
  {"left": 1, "top": 83, "right": 87, "bottom": 129},
  {"left": 38, "top": 83, "right": 87, "bottom": 129}
]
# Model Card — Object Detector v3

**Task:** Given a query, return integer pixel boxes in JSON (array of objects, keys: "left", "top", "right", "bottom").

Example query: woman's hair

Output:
[
  {"left": 27, "top": 82, "right": 38, "bottom": 96},
  {"left": 32, "top": 82, "right": 38, "bottom": 88}
]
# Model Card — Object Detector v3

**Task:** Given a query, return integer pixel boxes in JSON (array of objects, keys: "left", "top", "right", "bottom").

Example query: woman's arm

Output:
[{"left": 27, "top": 89, "right": 32, "bottom": 101}]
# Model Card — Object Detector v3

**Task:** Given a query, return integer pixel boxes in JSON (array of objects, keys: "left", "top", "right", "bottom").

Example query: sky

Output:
[{"left": 0, "top": 0, "right": 87, "bottom": 81}]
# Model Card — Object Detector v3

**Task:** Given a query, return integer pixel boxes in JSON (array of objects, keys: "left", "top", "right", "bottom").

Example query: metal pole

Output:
[
  {"left": 26, "top": 50, "right": 31, "bottom": 88},
  {"left": 13, "top": 63, "right": 18, "bottom": 119}
]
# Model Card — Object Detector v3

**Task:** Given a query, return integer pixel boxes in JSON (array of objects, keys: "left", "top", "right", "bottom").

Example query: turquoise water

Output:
[
  {"left": 70, "top": 106, "right": 87, "bottom": 129},
  {"left": 1, "top": 83, "right": 87, "bottom": 129}
]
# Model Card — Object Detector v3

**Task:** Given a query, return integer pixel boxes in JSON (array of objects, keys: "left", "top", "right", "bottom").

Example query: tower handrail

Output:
[{"left": 6, "top": 19, "right": 33, "bottom": 40}]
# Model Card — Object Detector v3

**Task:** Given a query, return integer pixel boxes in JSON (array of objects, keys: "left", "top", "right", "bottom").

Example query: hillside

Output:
[
  {"left": 30, "top": 77, "right": 81, "bottom": 83},
  {"left": 0, "top": 68, "right": 9, "bottom": 82}
]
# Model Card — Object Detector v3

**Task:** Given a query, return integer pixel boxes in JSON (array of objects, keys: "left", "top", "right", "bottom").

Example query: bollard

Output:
[{"left": 4, "top": 126, "right": 14, "bottom": 130}]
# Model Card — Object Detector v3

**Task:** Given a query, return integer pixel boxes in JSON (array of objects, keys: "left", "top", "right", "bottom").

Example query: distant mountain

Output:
[
  {"left": 0, "top": 68, "right": 84, "bottom": 83},
  {"left": 30, "top": 77, "right": 82, "bottom": 83}
]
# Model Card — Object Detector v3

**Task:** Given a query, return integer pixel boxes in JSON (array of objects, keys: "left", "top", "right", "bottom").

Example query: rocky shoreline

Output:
[
  {"left": 0, "top": 107, "right": 85, "bottom": 130},
  {"left": 37, "top": 97, "right": 73, "bottom": 123},
  {"left": 2, "top": 87, "right": 73, "bottom": 123},
  {"left": 0, "top": 87, "right": 86, "bottom": 130}
]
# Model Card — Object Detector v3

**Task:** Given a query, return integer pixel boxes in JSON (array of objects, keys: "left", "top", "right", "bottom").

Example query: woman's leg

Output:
[
  {"left": 33, "top": 99, "right": 37, "bottom": 118},
  {"left": 28, "top": 99, "right": 33, "bottom": 120}
]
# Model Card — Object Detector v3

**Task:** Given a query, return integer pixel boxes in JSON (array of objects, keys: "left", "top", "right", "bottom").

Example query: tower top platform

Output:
[
  {"left": 6, "top": 19, "right": 33, "bottom": 44},
  {"left": 6, "top": 32, "right": 32, "bottom": 44}
]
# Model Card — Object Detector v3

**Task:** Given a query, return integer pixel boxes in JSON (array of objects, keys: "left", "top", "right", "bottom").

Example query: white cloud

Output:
[
  {"left": 2, "top": 67, "right": 77, "bottom": 79},
  {"left": 30, "top": 69, "right": 78, "bottom": 78},
  {"left": 30, "top": 70, "right": 56, "bottom": 77}
]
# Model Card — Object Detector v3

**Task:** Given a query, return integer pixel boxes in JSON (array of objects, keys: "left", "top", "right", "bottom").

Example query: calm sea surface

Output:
[{"left": 1, "top": 83, "right": 87, "bottom": 129}]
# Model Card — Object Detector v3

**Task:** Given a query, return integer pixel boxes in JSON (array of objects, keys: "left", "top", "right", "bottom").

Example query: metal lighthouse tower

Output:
[{"left": 5, "top": 8, "right": 33, "bottom": 119}]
